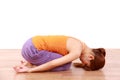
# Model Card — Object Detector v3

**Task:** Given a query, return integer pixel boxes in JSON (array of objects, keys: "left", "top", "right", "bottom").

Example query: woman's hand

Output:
[
  {"left": 13, "top": 66, "right": 31, "bottom": 73},
  {"left": 13, "top": 60, "right": 36, "bottom": 73}
]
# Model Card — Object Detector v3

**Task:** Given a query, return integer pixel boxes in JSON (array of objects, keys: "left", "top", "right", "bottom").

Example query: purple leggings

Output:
[{"left": 21, "top": 38, "right": 71, "bottom": 71}]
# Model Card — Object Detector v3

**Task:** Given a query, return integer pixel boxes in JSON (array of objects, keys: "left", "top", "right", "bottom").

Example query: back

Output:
[{"left": 32, "top": 35, "right": 69, "bottom": 55}]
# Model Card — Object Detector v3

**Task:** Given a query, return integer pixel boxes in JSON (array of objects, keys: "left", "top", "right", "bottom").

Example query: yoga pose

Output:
[{"left": 13, "top": 35, "right": 106, "bottom": 73}]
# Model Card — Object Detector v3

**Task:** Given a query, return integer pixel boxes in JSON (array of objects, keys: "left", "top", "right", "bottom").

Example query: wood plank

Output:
[{"left": 0, "top": 49, "right": 120, "bottom": 80}]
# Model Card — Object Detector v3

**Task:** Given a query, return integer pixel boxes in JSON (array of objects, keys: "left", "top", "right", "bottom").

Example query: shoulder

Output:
[{"left": 66, "top": 37, "right": 83, "bottom": 53}]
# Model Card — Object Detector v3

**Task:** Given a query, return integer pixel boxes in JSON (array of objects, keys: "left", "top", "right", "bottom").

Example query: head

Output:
[{"left": 75, "top": 48, "right": 106, "bottom": 71}]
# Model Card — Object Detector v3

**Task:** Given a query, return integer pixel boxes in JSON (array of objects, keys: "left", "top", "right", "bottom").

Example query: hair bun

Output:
[{"left": 98, "top": 48, "right": 106, "bottom": 57}]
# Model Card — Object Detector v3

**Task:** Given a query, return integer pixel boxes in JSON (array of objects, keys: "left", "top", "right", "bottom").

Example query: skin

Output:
[{"left": 13, "top": 37, "right": 94, "bottom": 73}]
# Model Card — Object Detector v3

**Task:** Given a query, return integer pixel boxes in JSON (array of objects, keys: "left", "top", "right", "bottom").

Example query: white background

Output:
[{"left": 0, "top": 0, "right": 120, "bottom": 49}]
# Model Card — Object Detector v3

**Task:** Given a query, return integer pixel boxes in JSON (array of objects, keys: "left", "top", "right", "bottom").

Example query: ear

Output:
[{"left": 88, "top": 54, "right": 94, "bottom": 60}]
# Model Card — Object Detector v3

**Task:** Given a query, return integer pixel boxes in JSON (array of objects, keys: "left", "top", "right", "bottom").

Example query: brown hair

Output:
[{"left": 74, "top": 48, "right": 106, "bottom": 71}]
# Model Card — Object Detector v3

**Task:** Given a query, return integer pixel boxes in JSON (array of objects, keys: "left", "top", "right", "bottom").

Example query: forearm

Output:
[{"left": 28, "top": 61, "right": 57, "bottom": 72}]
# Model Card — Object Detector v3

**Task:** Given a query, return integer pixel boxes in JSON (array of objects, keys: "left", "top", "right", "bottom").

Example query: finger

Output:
[
  {"left": 13, "top": 66, "right": 18, "bottom": 70},
  {"left": 13, "top": 66, "right": 16, "bottom": 70},
  {"left": 15, "top": 67, "right": 23, "bottom": 73},
  {"left": 13, "top": 67, "right": 19, "bottom": 73},
  {"left": 19, "top": 66, "right": 23, "bottom": 69}
]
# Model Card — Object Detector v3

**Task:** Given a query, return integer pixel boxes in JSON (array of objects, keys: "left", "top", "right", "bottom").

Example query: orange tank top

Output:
[{"left": 32, "top": 35, "right": 69, "bottom": 55}]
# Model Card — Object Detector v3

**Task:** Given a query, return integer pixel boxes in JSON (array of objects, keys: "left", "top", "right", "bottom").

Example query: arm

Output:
[
  {"left": 13, "top": 52, "right": 80, "bottom": 73},
  {"left": 28, "top": 37, "right": 82, "bottom": 72},
  {"left": 28, "top": 52, "right": 79, "bottom": 72}
]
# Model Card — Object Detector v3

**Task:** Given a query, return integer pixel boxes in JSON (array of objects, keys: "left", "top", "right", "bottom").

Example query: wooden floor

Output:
[{"left": 0, "top": 49, "right": 120, "bottom": 80}]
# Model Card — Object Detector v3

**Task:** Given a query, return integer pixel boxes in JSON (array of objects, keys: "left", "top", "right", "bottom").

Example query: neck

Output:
[{"left": 81, "top": 43, "right": 91, "bottom": 55}]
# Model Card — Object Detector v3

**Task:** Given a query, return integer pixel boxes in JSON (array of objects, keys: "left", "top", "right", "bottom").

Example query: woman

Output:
[{"left": 13, "top": 35, "right": 106, "bottom": 73}]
